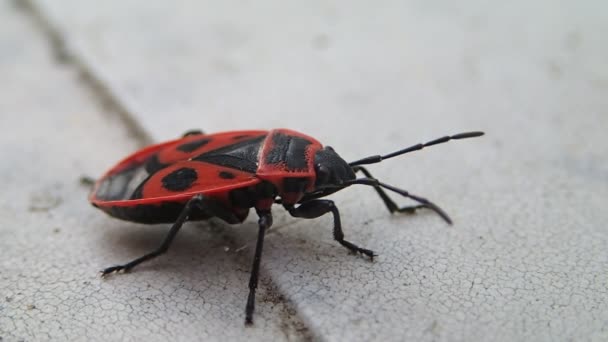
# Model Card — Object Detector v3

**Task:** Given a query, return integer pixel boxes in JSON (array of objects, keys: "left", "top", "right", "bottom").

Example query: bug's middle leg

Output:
[
  {"left": 287, "top": 200, "right": 376, "bottom": 259},
  {"left": 245, "top": 210, "right": 272, "bottom": 325}
]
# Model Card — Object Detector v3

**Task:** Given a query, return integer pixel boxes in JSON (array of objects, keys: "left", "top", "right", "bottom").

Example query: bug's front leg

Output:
[
  {"left": 287, "top": 200, "right": 376, "bottom": 260},
  {"left": 245, "top": 210, "right": 272, "bottom": 325},
  {"left": 352, "top": 166, "right": 427, "bottom": 214}
]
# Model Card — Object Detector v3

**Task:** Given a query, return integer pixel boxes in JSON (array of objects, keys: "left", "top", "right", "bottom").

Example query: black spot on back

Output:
[
  {"left": 162, "top": 167, "right": 198, "bottom": 191},
  {"left": 176, "top": 138, "right": 211, "bottom": 152},
  {"left": 219, "top": 171, "right": 236, "bottom": 179},
  {"left": 265, "top": 133, "right": 311, "bottom": 171},
  {"left": 194, "top": 135, "right": 265, "bottom": 173}
]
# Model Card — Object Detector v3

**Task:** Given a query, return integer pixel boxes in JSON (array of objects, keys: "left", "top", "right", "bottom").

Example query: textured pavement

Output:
[{"left": 1, "top": 1, "right": 607, "bottom": 341}]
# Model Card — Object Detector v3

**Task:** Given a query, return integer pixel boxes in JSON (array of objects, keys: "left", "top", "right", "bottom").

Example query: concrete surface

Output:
[
  {"left": 2, "top": 0, "right": 608, "bottom": 341},
  {"left": 0, "top": 2, "right": 307, "bottom": 341}
]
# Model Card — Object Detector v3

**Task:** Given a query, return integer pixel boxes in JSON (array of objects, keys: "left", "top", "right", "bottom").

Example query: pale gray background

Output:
[{"left": 1, "top": 0, "right": 607, "bottom": 341}]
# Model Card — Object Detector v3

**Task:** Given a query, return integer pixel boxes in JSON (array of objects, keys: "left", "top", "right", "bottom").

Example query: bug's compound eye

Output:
[
  {"left": 325, "top": 146, "right": 335, "bottom": 152},
  {"left": 315, "top": 164, "right": 331, "bottom": 185}
]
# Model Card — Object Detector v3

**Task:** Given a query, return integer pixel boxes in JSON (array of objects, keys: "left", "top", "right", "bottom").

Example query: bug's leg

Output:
[
  {"left": 101, "top": 194, "right": 206, "bottom": 277},
  {"left": 245, "top": 210, "right": 272, "bottom": 325},
  {"left": 287, "top": 200, "right": 376, "bottom": 260},
  {"left": 182, "top": 129, "right": 205, "bottom": 137},
  {"left": 348, "top": 178, "right": 453, "bottom": 224},
  {"left": 352, "top": 165, "right": 427, "bottom": 214}
]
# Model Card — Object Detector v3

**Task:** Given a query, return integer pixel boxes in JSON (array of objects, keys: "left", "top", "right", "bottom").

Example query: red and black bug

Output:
[{"left": 90, "top": 128, "right": 483, "bottom": 324}]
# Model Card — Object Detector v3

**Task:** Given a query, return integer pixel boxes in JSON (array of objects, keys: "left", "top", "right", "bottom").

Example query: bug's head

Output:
[{"left": 313, "top": 146, "right": 356, "bottom": 189}]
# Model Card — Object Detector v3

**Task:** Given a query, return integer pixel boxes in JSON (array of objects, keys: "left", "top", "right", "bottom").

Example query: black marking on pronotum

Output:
[
  {"left": 265, "top": 132, "right": 311, "bottom": 171},
  {"left": 162, "top": 167, "right": 198, "bottom": 191},
  {"left": 219, "top": 171, "right": 236, "bottom": 179},
  {"left": 232, "top": 135, "right": 250, "bottom": 140},
  {"left": 194, "top": 135, "right": 266, "bottom": 173},
  {"left": 176, "top": 138, "right": 211, "bottom": 152}
]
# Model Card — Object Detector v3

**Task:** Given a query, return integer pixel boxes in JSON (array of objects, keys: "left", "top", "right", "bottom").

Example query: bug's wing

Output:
[
  {"left": 134, "top": 161, "right": 259, "bottom": 200},
  {"left": 154, "top": 131, "right": 267, "bottom": 171},
  {"left": 90, "top": 130, "right": 267, "bottom": 203},
  {"left": 104, "top": 130, "right": 267, "bottom": 177},
  {"left": 92, "top": 160, "right": 260, "bottom": 204}
]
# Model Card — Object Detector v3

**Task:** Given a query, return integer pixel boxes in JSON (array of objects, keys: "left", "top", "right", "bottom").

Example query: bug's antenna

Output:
[{"left": 349, "top": 131, "right": 484, "bottom": 166}]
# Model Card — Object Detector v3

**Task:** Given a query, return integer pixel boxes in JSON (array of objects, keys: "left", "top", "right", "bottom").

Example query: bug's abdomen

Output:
[
  {"left": 98, "top": 192, "right": 251, "bottom": 225},
  {"left": 99, "top": 201, "right": 209, "bottom": 224}
]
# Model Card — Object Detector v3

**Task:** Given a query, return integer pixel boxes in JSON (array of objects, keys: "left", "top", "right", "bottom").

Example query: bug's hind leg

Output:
[
  {"left": 100, "top": 194, "right": 237, "bottom": 277},
  {"left": 287, "top": 200, "right": 376, "bottom": 260},
  {"left": 100, "top": 195, "right": 204, "bottom": 276},
  {"left": 352, "top": 166, "right": 427, "bottom": 214}
]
